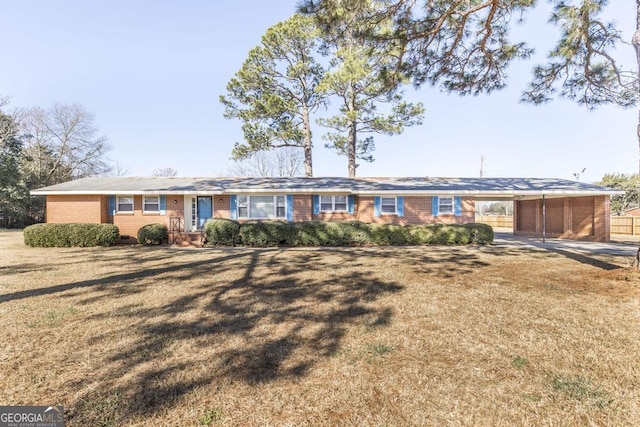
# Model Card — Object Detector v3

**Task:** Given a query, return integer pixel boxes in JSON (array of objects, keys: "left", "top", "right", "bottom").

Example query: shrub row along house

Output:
[{"left": 31, "top": 176, "right": 621, "bottom": 244}]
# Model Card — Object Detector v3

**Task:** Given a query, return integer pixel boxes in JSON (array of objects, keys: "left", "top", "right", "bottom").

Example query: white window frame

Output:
[
  {"left": 143, "top": 195, "right": 160, "bottom": 213},
  {"left": 116, "top": 196, "right": 134, "bottom": 213},
  {"left": 319, "top": 195, "right": 347, "bottom": 212},
  {"left": 380, "top": 197, "right": 397, "bottom": 215},
  {"left": 237, "top": 195, "right": 287, "bottom": 219},
  {"left": 439, "top": 197, "right": 454, "bottom": 215},
  {"left": 191, "top": 197, "right": 197, "bottom": 229}
]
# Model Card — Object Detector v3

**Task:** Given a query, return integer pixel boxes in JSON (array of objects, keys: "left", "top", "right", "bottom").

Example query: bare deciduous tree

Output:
[
  {"left": 19, "top": 103, "right": 111, "bottom": 187},
  {"left": 151, "top": 167, "right": 179, "bottom": 177},
  {"left": 226, "top": 147, "right": 304, "bottom": 177},
  {"left": 104, "top": 161, "right": 130, "bottom": 177}
]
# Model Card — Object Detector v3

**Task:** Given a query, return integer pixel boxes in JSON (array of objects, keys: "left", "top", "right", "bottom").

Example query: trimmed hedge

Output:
[
  {"left": 464, "top": 223, "right": 494, "bottom": 244},
  {"left": 203, "top": 218, "right": 240, "bottom": 246},
  {"left": 291, "top": 221, "right": 358, "bottom": 246},
  {"left": 24, "top": 223, "right": 120, "bottom": 247},
  {"left": 203, "top": 220, "right": 493, "bottom": 247},
  {"left": 137, "top": 223, "right": 168, "bottom": 246},
  {"left": 240, "top": 221, "right": 293, "bottom": 247}
]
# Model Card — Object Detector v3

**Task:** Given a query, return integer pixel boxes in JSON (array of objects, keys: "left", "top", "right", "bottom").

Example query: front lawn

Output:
[{"left": 1, "top": 230, "right": 638, "bottom": 425}]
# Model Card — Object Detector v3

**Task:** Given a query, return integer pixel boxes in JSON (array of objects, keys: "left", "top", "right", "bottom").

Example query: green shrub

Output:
[
  {"left": 199, "top": 220, "right": 492, "bottom": 248},
  {"left": 24, "top": 223, "right": 120, "bottom": 247},
  {"left": 406, "top": 224, "right": 434, "bottom": 245},
  {"left": 289, "top": 221, "right": 327, "bottom": 246},
  {"left": 369, "top": 224, "right": 410, "bottom": 245},
  {"left": 464, "top": 223, "right": 494, "bottom": 244},
  {"left": 291, "top": 221, "right": 352, "bottom": 246},
  {"left": 137, "top": 223, "right": 168, "bottom": 246},
  {"left": 240, "top": 221, "right": 293, "bottom": 247},
  {"left": 420, "top": 224, "right": 469, "bottom": 245},
  {"left": 340, "top": 221, "right": 373, "bottom": 246},
  {"left": 204, "top": 218, "right": 240, "bottom": 246}
]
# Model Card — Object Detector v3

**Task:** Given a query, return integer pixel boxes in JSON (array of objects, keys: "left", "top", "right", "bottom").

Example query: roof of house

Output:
[{"left": 30, "top": 176, "right": 623, "bottom": 200}]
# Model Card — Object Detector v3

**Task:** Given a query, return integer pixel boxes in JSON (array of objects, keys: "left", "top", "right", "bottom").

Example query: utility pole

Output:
[{"left": 479, "top": 156, "right": 485, "bottom": 178}]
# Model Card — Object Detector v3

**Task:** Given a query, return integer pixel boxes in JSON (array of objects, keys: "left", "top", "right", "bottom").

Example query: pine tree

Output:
[
  {"left": 315, "top": 0, "right": 424, "bottom": 177},
  {"left": 220, "top": 14, "right": 326, "bottom": 177}
]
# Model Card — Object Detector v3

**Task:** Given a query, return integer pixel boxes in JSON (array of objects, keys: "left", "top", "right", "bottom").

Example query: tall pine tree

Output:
[
  {"left": 301, "top": 0, "right": 639, "bottom": 171},
  {"left": 315, "top": 0, "right": 424, "bottom": 177},
  {"left": 221, "top": 14, "right": 326, "bottom": 177}
]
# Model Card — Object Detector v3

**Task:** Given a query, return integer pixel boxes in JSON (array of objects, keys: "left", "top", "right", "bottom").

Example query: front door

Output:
[{"left": 197, "top": 196, "right": 212, "bottom": 229}]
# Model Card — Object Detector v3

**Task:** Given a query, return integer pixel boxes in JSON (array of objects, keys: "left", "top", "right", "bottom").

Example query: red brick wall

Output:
[
  {"left": 212, "top": 194, "right": 475, "bottom": 225},
  {"left": 516, "top": 200, "right": 538, "bottom": 232},
  {"left": 46, "top": 195, "right": 105, "bottom": 224},
  {"left": 570, "top": 197, "right": 594, "bottom": 236},
  {"left": 47, "top": 193, "right": 612, "bottom": 242},
  {"left": 306, "top": 196, "right": 474, "bottom": 225},
  {"left": 515, "top": 196, "right": 610, "bottom": 242},
  {"left": 294, "top": 195, "right": 313, "bottom": 221},
  {"left": 112, "top": 195, "right": 184, "bottom": 241},
  {"left": 213, "top": 195, "right": 230, "bottom": 219},
  {"left": 546, "top": 198, "right": 565, "bottom": 234}
]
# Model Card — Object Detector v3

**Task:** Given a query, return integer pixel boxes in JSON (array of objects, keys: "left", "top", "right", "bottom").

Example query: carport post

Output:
[{"left": 542, "top": 194, "right": 546, "bottom": 243}]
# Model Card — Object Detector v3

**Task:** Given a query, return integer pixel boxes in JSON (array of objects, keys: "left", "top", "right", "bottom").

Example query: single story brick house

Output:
[{"left": 31, "top": 176, "right": 622, "bottom": 243}]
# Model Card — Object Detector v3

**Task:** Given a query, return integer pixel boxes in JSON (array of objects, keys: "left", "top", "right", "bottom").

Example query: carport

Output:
[{"left": 471, "top": 178, "right": 623, "bottom": 243}]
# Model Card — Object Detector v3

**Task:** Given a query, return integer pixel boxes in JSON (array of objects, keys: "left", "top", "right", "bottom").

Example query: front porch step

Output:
[{"left": 171, "top": 232, "right": 205, "bottom": 248}]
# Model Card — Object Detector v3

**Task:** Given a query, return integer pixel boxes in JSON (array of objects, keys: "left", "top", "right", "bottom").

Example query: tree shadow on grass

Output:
[
  {"left": 482, "top": 236, "right": 625, "bottom": 270},
  {"left": 542, "top": 247, "right": 622, "bottom": 271},
  {"left": 0, "top": 250, "right": 249, "bottom": 303},
  {"left": 2, "top": 244, "right": 498, "bottom": 425},
  {"left": 63, "top": 248, "right": 412, "bottom": 425}
]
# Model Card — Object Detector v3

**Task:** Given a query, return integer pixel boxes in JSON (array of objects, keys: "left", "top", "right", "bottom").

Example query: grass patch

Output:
[
  {"left": 366, "top": 343, "right": 395, "bottom": 357},
  {"left": 512, "top": 356, "right": 529, "bottom": 370},
  {"left": 74, "top": 389, "right": 123, "bottom": 427},
  {"left": 551, "top": 374, "right": 614, "bottom": 409},
  {"left": 522, "top": 394, "right": 542, "bottom": 402},
  {"left": 199, "top": 408, "right": 224, "bottom": 426},
  {"left": 26, "top": 307, "right": 78, "bottom": 328}
]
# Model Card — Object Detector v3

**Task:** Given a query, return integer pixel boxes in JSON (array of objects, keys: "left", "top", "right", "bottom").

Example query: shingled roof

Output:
[{"left": 30, "top": 176, "right": 621, "bottom": 199}]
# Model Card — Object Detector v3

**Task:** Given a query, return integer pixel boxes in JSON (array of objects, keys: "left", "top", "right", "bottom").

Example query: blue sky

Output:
[{"left": 1, "top": 0, "right": 637, "bottom": 183}]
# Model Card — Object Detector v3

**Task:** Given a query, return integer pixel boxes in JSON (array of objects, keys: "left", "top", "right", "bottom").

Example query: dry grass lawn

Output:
[{"left": 1, "top": 230, "right": 639, "bottom": 426}]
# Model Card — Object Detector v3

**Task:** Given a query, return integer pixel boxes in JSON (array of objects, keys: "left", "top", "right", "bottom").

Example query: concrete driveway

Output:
[{"left": 492, "top": 233, "right": 639, "bottom": 270}]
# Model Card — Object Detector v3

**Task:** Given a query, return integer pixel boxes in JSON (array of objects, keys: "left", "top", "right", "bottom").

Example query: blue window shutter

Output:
[
  {"left": 108, "top": 195, "right": 116, "bottom": 216},
  {"left": 454, "top": 196, "right": 462, "bottom": 217},
  {"left": 312, "top": 195, "right": 320, "bottom": 215},
  {"left": 374, "top": 196, "right": 381, "bottom": 217},
  {"left": 159, "top": 195, "right": 166, "bottom": 215},
  {"left": 347, "top": 195, "right": 354, "bottom": 215},
  {"left": 432, "top": 196, "right": 439, "bottom": 217},
  {"left": 397, "top": 196, "right": 404, "bottom": 217},
  {"left": 286, "top": 194, "right": 294, "bottom": 221},
  {"left": 230, "top": 195, "right": 237, "bottom": 220}
]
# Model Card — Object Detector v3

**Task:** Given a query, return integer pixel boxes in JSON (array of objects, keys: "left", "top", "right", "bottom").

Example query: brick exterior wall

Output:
[
  {"left": 514, "top": 196, "right": 610, "bottom": 242},
  {"left": 112, "top": 195, "right": 185, "bottom": 241},
  {"left": 213, "top": 195, "right": 230, "bottom": 219},
  {"left": 46, "top": 194, "right": 477, "bottom": 231},
  {"left": 354, "top": 196, "right": 474, "bottom": 225},
  {"left": 46, "top": 192, "right": 612, "bottom": 242},
  {"left": 206, "top": 195, "right": 475, "bottom": 224},
  {"left": 46, "top": 195, "right": 106, "bottom": 224},
  {"left": 294, "top": 195, "right": 313, "bottom": 221}
]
